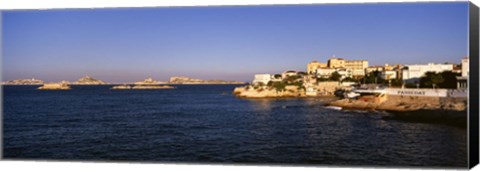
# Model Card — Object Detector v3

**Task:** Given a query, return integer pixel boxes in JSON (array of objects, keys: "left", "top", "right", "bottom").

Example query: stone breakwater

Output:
[{"left": 328, "top": 95, "right": 466, "bottom": 112}]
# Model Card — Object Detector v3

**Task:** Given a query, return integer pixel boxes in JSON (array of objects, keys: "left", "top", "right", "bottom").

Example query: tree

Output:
[
  {"left": 284, "top": 75, "right": 302, "bottom": 83},
  {"left": 329, "top": 71, "right": 342, "bottom": 81},
  {"left": 267, "top": 81, "right": 273, "bottom": 87},
  {"left": 390, "top": 78, "right": 403, "bottom": 87},
  {"left": 316, "top": 77, "right": 330, "bottom": 82},
  {"left": 342, "top": 77, "right": 356, "bottom": 82},
  {"left": 274, "top": 74, "right": 282, "bottom": 79},
  {"left": 438, "top": 71, "right": 459, "bottom": 88},
  {"left": 297, "top": 72, "right": 307, "bottom": 76},
  {"left": 420, "top": 72, "right": 444, "bottom": 88},
  {"left": 272, "top": 81, "right": 286, "bottom": 92},
  {"left": 364, "top": 71, "right": 384, "bottom": 84}
]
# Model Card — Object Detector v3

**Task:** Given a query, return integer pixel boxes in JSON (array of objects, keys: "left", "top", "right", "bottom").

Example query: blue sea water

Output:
[{"left": 2, "top": 85, "right": 467, "bottom": 167}]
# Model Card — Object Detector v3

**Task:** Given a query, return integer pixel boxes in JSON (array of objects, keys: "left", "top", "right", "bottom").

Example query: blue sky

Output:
[{"left": 2, "top": 2, "right": 469, "bottom": 82}]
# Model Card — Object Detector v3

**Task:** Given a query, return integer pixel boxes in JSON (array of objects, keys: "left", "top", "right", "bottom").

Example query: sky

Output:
[{"left": 2, "top": 2, "right": 469, "bottom": 82}]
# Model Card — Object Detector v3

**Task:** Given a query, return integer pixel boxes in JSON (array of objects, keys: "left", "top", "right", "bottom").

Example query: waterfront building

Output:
[
  {"left": 327, "top": 57, "right": 368, "bottom": 78},
  {"left": 457, "top": 77, "right": 468, "bottom": 89},
  {"left": 365, "top": 66, "right": 384, "bottom": 74},
  {"left": 252, "top": 74, "right": 272, "bottom": 85},
  {"left": 384, "top": 64, "right": 402, "bottom": 71},
  {"left": 336, "top": 68, "right": 350, "bottom": 79},
  {"left": 316, "top": 68, "right": 337, "bottom": 78},
  {"left": 307, "top": 61, "right": 328, "bottom": 74},
  {"left": 452, "top": 64, "right": 462, "bottom": 74},
  {"left": 381, "top": 70, "right": 397, "bottom": 80},
  {"left": 350, "top": 69, "right": 365, "bottom": 78},
  {"left": 345, "top": 60, "right": 369, "bottom": 70},
  {"left": 457, "top": 57, "right": 469, "bottom": 89},
  {"left": 461, "top": 57, "right": 469, "bottom": 77},
  {"left": 401, "top": 63, "right": 453, "bottom": 83},
  {"left": 327, "top": 58, "right": 346, "bottom": 68}
]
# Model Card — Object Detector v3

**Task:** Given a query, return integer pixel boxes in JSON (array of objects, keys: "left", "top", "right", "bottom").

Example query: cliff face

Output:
[
  {"left": 169, "top": 76, "right": 245, "bottom": 84},
  {"left": 73, "top": 76, "right": 106, "bottom": 85}
]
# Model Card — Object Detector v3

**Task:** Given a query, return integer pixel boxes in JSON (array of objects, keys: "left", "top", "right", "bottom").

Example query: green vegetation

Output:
[
  {"left": 271, "top": 81, "right": 286, "bottom": 92},
  {"left": 419, "top": 71, "right": 459, "bottom": 88},
  {"left": 341, "top": 77, "right": 357, "bottom": 83},
  {"left": 363, "top": 70, "right": 385, "bottom": 84},
  {"left": 389, "top": 78, "right": 403, "bottom": 87},
  {"left": 274, "top": 74, "right": 282, "bottom": 79},
  {"left": 329, "top": 71, "right": 342, "bottom": 81}
]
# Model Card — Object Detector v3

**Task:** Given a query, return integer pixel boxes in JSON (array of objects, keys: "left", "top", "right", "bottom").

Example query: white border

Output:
[
  {"left": 1, "top": 0, "right": 479, "bottom": 171},
  {"left": 0, "top": 0, "right": 472, "bottom": 10}
]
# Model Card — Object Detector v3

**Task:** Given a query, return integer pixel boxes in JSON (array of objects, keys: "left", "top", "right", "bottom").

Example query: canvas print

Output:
[{"left": 1, "top": 2, "right": 473, "bottom": 168}]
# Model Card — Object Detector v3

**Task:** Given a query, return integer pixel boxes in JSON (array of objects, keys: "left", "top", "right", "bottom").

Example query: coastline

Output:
[{"left": 327, "top": 95, "right": 467, "bottom": 127}]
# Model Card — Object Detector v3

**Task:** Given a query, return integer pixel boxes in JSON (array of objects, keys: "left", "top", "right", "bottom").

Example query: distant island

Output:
[
  {"left": 112, "top": 77, "right": 174, "bottom": 90},
  {"left": 72, "top": 75, "right": 107, "bottom": 85},
  {"left": 168, "top": 76, "right": 245, "bottom": 84},
  {"left": 37, "top": 81, "right": 71, "bottom": 90},
  {"left": 134, "top": 77, "right": 167, "bottom": 85},
  {"left": 2, "top": 76, "right": 245, "bottom": 85},
  {"left": 2, "top": 78, "right": 44, "bottom": 85}
]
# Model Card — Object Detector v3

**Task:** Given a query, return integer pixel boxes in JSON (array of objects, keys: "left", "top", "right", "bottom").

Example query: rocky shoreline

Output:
[
  {"left": 37, "top": 82, "right": 71, "bottom": 90},
  {"left": 233, "top": 85, "right": 306, "bottom": 98},
  {"left": 327, "top": 95, "right": 467, "bottom": 127},
  {"left": 328, "top": 95, "right": 466, "bottom": 112}
]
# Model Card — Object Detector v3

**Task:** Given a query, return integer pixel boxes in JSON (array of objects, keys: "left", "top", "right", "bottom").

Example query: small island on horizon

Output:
[{"left": 1, "top": 75, "right": 247, "bottom": 86}]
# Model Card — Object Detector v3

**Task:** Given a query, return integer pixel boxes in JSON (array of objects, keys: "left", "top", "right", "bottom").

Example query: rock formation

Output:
[
  {"left": 38, "top": 82, "right": 71, "bottom": 90},
  {"left": 134, "top": 77, "right": 166, "bottom": 85},
  {"left": 73, "top": 75, "right": 106, "bottom": 85},
  {"left": 169, "top": 76, "right": 245, "bottom": 84},
  {"left": 328, "top": 95, "right": 467, "bottom": 112},
  {"left": 3, "top": 78, "right": 44, "bottom": 85}
]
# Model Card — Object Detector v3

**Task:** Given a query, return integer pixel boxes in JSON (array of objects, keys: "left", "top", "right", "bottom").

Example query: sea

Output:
[{"left": 2, "top": 85, "right": 467, "bottom": 167}]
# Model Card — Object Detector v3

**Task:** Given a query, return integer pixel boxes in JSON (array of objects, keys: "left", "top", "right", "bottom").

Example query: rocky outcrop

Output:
[
  {"left": 73, "top": 76, "right": 106, "bottom": 85},
  {"left": 328, "top": 95, "right": 466, "bottom": 112},
  {"left": 111, "top": 84, "right": 175, "bottom": 90},
  {"left": 111, "top": 85, "right": 132, "bottom": 89},
  {"left": 132, "top": 85, "right": 175, "bottom": 89},
  {"left": 38, "top": 82, "right": 71, "bottom": 90},
  {"left": 3, "top": 78, "right": 44, "bottom": 85},
  {"left": 169, "top": 76, "right": 245, "bottom": 84},
  {"left": 134, "top": 77, "right": 167, "bottom": 85},
  {"left": 233, "top": 85, "right": 305, "bottom": 98}
]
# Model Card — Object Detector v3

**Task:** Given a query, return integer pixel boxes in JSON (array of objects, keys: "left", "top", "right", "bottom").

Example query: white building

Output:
[
  {"left": 401, "top": 63, "right": 453, "bottom": 83},
  {"left": 316, "top": 68, "right": 353, "bottom": 79},
  {"left": 461, "top": 57, "right": 469, "bottom": 77},
  {"left": 381, "top": 70, "right": 397, "bottom": 80},
  {"left": 281, "top": 71, "right": 298, "bottom": 79},
  {"left": 336, "top": 68, "right": 351, "bottom": 79},
  {"left": 252, "top": 74, "right": 272, "bottom": 85},
  {"left": 350, "top": 69, "right": 365, "bottom": 78},
  {"left": 316, "top": 68, "right": 336, "bottom": 78}
]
